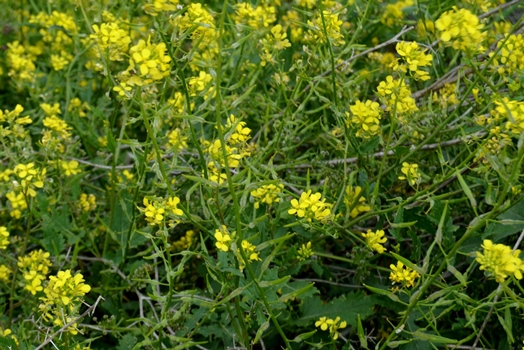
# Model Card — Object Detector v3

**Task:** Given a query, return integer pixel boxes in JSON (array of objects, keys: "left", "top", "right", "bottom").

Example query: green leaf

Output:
[
  {"left": 118, "top": 334, "right": 137, "bottom": 350},
  {"left": 498, "top": 307, "right": 514, "bottom": 344},
  {"left": 456, "top": 171, "right": 477, "bottom": 208},
  {"left": 299, "top": 291, "right": 378, "bottom": 328},
  {"left": 357, "top": 314, "right": 369, "bottom": 349},
  {"left": 447, "top": 265, "right": 467, "bottom": 287}
]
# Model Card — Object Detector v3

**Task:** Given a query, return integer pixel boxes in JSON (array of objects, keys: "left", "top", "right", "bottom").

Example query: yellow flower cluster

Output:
[
  {"left": 344, "top": 186, "right": 371, "bottom": 218},
  {"left": 490, "top": 97, "right": 524, "bottom": 137},
  {"left": 126, "top": 37, "right": 171, "bottom": 86},
  {"left": 466, "top": 0, "right": 505, "bottom": 13},
  {"left": 436, "top": 7, "right": 485, "bottom": 53},
  {"left": 282, "top": 10, "right": 303, "bottom": 43},
  {"left": 398, "top": 162, "right": 420, "bottom": 186},
  {"left": 172, "top": 230, "right": 196, "bottom": 251},
  {"left": 143, "top": 0, "right": 179, "bottom": 16},
  {"left": 171, "top": 3, "right": 218, "bottom": 70},
  {"left": 167, "top": 128, "right": 188, "bottom": 152},
  {"left": 225, "top": 115, "right": 252, "bottom": 146},
  {"left": 68, "top": 98, "right": 90, "bottom": 118},
  {"left": 0, "top": 264, "right": 12, "bottom": 282},
  {"left": 251, "top": 183, "right": 283, "bottom": 209},
  {"left": 315, "top": 316, "right": 347, "bottom": 340},
  {"left": 346, "top": 100, "right": 382, "bottom": 139},
  {"left": 489, "top": 34, "right": 524, "bottom": 77},
  {"left": 433, "top": 83, "right": 459, "bottom": 108},
  {"left": 377, "top": 76, "right": 418, "bottom": 119},
  {"left": 168, "top": 92, "right": 194, "bottom": 116},
  {"left": 214, "top": 225, "right": 232, "bottom": 252},
  {"left": 297, "top": 241, "right": 313, "bottom": 261},
  {"left": 476, "top": 239, "right": 524, "bottom": 283},
  {"left": 188, "top": 71, "right": 214, "bottom": 98},
  {"left": 389, "top": 260, "right": 420, "bottom": 288},
  {"left": 41, "top": 102, "right": 72, "bottom": 151},
  {"left": 203, "top": 116, "right": 252, "bottom": 185},
  {"left": 207, "top": 140, "right": 243, "bottom": 168},
  {"left": 0, "top": 226, "right": 10, "bottom": 250},
  {"left": 140, "top": 196, "right": 184, "bottom": 226},
  {"left": 172, "top": 3, "right": 217, "bottom": 41},
  {"left": 260, "top": 24, "right": 291, "bottom": 66},
  {"left": 393, "top": 41, "right": 433, "bottom": 81},
  {"left": 14, "top": 162, "right": 46, "bottom": 197},
  {"left": 240, "top": 240, "right": 261, "bottom": 263},
  {"left": 288, "top": 190, "right": 332, "bottom": 222},
  {"left": 6, "top": 41, "right": 39, "bottom": 81},
  {"left": 0, "top": 104, "right": 31, "bottom": 139},
  {"left": 90, "top": 22, "right": 131, "bottom": 61},
  {"left": 205, "top": 162, "right": 227, "bottom": 185},
  {"left": 305, "top": 10, "right": 345, "bottom": 47},
  {"left": 6, "top": 191, "right": 27, "bottom": 219},
  {"left": 39, "top": 270, "right": 91, "bottom": 335},
  {"left": 30, "top": 11, "right": 77, "bottom": 71},
  {"left": 234, "top": 3, "right": 277, "bottom": 30},
  {"left": 381, "top": 0, "right": 414, "bottom": 26},
  {"left": 0, "top": 328, "right": 18, "bottom": 345},
  {"left": 78, "top": 193, "right": 97, "bottom": 212},
  {"left": 475, "top": 127, "right": 511, "bottom": 164},
  {"left": 361, "top": 229, "right": 387, "bottom": 254},
  {"left": 17, "top": 249, "right": 52, "bottom": 295}
]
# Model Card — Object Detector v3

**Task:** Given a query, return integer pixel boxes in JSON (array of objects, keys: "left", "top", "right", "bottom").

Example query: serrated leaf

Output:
[
  {"left": 299, "top": 291, "right": 378, "bottom": 328},
  {"left": 118, "top": 334, "right": 137, "bottom": 350}
]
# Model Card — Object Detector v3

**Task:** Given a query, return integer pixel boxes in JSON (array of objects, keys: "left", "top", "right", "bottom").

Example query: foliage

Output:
[{"left": 0, "top": 0, "right": 523, "bottom": 349}]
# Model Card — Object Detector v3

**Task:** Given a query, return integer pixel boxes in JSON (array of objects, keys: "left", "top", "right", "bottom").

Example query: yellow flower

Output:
[
  {"left": 435, "top": 7, "right": 485, "bottom": 52},
  {"left": 394, "top": 41, "right": 433, "bottom": 81},
  {"left": 346, "top": 100, "right": 382, "bottom": 139},
  {"left": 398, "top": 162, "right": 420, "bottom": 186},
  {"left": 376, "top": 76, "right": 418, "bottom": 120},
  {"left": 0, "top": 265, "right": 12, "bottom": 282},
  {"left": 389, "top": 260, "right": 420, "bottom": 288},
  {"left": 188, "top": 70, "right": 214, "bottom": 98},
  {"left": 127, "top": 37, "right": 171, "bottom": 86},
  {"left": 251, "top": 183, "right": 283, "bottom": 209},
  {"left": 344, "top": 186, "right": 371, "bottom": 218},
  {"left": 91, "top": 22, "right": 131, "bottom": 61},
  {"left": 476, "top": 239, "right": 524, "bottom": 283},
  {"left": 61, "top": 160, "right": 81, "bottom": 177},
  {"left": 288, "top": 190, "right": 332, "bottom": 222},
  {"left": 0, "top": 227, "right": 10, "bottom": 250},
  {"left": 361, "top": 229, "right": 387, "bottom": 254},
  {"left": 166, "top": 196, "right": 184, "bottom": 216},
  {"left": 78, "top": 193, "right": 97, "bottom": 212},
  {"left": 141, "top": 198, "right": 166, "bottom": 226},
  {"left": 214, "top": 225, "right": 232, "bottom": 252},
  {"left": 305, "top": 10, "right": 345, "bottom": 46},
  {"left": 167, "top": 128, "right": 188, "bottom": 152},
  {"left": 315, "top": 316, "right": 331, "bottom": 331}
]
